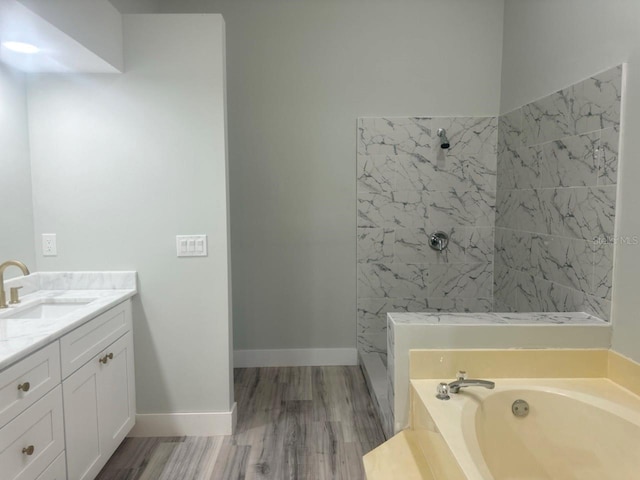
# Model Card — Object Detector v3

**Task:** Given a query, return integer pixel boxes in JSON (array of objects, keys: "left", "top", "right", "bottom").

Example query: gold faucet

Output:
[{"left": 0, "top": 260, "right": 30, "bottom": 309}]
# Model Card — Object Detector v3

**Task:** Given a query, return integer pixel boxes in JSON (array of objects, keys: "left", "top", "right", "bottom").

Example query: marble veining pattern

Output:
[
  {"left": 521, "top": 89, "right": 573, "bottom": 146},
  {"left": 357, "top": 191, "right": 428, "bottom": 229},
  {"left": 495, "top": 65, "right": 622, "bottom": 321},
  {"left": 357, "top": 155, "right": 395, "bottom": 193},
  {"left": 540, "top": 132, "right": 600, "bottom": 188},
  {"left": 498, "top": 145, "right": 541, "bottom": 191},
  {"left": 395, "top": 155, "right": 465, "bottom": 192},
  {"left": 570, "top": 66, "right": 622, "bottom": 134},
  {"left": 599, "top": 126, "right": 619, "bottom": 186},
  {"left": 357, "top": 116, "right": 497, "bottom": 357},
  {"left": 4, "top": 271, "right": 137, "bottom": 296},
  {"left": 427, "top": 262, "right": 494, "bottom": 299},
  {"left": 563, "top": 186, "right": 616, "bottom": 241},
  {"left": 426, "top": 188, "right": 495, "bottom": 227},
  {"left": 593, "top": 243, "right": 614, "bottom": 300},
  {"left": 358, "top": 67, "right": 620, "bottom": 371},
  {"left": 38, "top": 271, "right": 137, "bottom": 290},
  {"left": 394, "top": 227, "right": 465, "bottom": 264},
  {"left": 358, "top": 117, "right": 431, "bottom": 158},
  {"left": 430, "top": 117, "right": 498, "bottom": 192},
  {"left": 531, "top": 235, "right": 593, "bottom": 293},
  {"left": 357, "top": 263, "right": 428, "bottom": 299},
  {"left": 493, "top": 263, "right": 519, "bottom": 311},
  {"left": 358, "top": 296, "right": 494, "bottom": 340},
  {"left": 387, "top": 311, "right": 607, "bottom": 326},
  {"left": 357, "top": 228, "right": 394, "bottom": 263},
  {"left": 0, "top": 272, "right": 137, "bottom": 369}
]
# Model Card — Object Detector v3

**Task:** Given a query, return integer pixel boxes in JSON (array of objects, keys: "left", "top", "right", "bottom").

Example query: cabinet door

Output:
[
  {"left": 0, "top": 342, "right": 61, "bottom": 429},
  {"left": 63, "top": 330, "right": 136, "bottom": 480},
  {"left": 98, "top": 332, "right": 135, "bottom": 452},
  {"left": 63, "top": 358, "right": 103, "bottom": 480},
  {"left": 60, "top": 301, "right": 132, "bottom": 379},
  {"left": 35, "top": 452, "right": 67, "bottom": 480},
  {"left": 0, "top": 387, "right": 64, "bottom": 480}
]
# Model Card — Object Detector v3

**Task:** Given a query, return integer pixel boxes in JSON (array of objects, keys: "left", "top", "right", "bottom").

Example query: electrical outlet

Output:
[{"left": 42, "top": 233, "right": 57, "bottom": 256}]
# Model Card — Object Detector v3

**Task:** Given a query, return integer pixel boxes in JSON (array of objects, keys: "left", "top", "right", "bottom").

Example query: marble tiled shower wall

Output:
[
  {"left": 356, "top": 117, "right": 498, "bottom": 360},
  {"left": 495, "top": 65, "right": 622, "bottom": 320}
]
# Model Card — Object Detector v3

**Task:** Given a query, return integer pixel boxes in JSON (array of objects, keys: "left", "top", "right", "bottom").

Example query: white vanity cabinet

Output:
[
  {"left": 62, "top": 301, "right": 136, "bottom": 480},
  {"left": 0, "top": 298, "right": 135, "bottom": 480},
  {"left": 0, "top": 387, "right": 65, "bottom": 480},
  {"left": 0, "top": 345, "right": 65, "bottom": 480}
]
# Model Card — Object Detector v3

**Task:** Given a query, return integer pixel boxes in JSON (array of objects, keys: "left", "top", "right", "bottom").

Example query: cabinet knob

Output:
[
  {"left": 22, "top": 445, "right": 35, "bottom": 456},
  {"left": 17, "top": 382, "right": 30, "bottom": 392},
  {"left": 99, "top": 353, "right": 114, "bottom": 364}
]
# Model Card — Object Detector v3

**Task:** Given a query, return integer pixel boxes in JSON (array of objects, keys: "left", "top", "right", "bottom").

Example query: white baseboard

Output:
[
  {"left": 234, "top": 348, "right": 358, "bottom": 367},
  {"left": 129, "top": 402, "right": 237, "bottom": 437}
]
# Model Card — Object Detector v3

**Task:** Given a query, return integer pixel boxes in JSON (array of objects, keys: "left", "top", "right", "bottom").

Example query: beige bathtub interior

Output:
[
  {"left": 468, "top": 384, "right": 640, "bottom": 479},
  {"left": 363, "top": 349, "right": 640, "bottom": 479}
]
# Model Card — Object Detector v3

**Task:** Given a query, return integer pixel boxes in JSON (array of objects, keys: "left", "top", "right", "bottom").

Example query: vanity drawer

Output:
[
  {"left": 60, "top": 300, "right": 131, "bottom": 378},
  {"left": 35, "top": 452, "right": 66, "bottom": 480},
  {"left": 0, "top": 343, "right": 61, "bottom": 428},
  {"left": 0, "top": 386, "right": 64, "bottom": 480}
]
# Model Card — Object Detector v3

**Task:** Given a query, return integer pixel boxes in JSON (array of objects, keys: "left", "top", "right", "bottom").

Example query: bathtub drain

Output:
[{"left": 512, "top": 399, "right": 530, "bottom": 417}]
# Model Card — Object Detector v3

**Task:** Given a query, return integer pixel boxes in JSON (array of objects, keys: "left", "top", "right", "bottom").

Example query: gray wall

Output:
[
  {"left": 0, "top": 64, "right": 36, "bottom": 275},
  {"left": 27, "top": 14, "right": 233, "bottom": 415},
  {"left": 159, "top": 0, "right": 505, "bottom": 351},
  {"left": 108, "top": 0, "right": 159, "bottom": 13},
  {"left": 500, "top": 0, "right": 640, "bottom": 362}
]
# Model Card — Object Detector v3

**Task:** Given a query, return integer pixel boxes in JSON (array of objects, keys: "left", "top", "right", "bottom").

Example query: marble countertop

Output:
[
  {"left": 0, "top": 272, "right": 137, "bottom": 370},
  {"left": 388, "top": 311, "right": 608, "bottom": 326}
]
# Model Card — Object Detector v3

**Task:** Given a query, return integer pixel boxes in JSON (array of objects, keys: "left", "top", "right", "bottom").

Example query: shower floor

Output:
[{"left": 360, "top": 351, "right": 393, "bottom": 438}]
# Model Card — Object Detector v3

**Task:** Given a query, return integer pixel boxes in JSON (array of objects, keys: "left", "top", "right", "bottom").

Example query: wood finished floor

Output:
[{"left": 97, "top": 366, "right": 386, "bottom": 479}]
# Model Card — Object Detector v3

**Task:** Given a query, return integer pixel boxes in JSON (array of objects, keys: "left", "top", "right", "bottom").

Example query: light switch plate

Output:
[
  {"left": 176, "top": 235, "right": 208, "bottom": 257},
  {"left": 42, "top": 233, "right": 57, "bottom": 256}
]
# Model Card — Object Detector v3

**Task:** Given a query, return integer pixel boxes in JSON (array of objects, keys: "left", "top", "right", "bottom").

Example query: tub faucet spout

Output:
[{"left": 448, "top": 378, "right": 495, "bottom": 394}]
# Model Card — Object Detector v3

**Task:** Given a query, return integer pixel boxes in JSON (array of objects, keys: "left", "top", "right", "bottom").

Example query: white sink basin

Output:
[{"left": 8, "top": 300, "right": 96, "bottom": 320}]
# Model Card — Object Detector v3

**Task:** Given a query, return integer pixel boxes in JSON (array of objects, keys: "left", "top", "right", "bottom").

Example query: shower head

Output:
[{"left": 437, "top": 128, "right": 450, "bottom": 149}]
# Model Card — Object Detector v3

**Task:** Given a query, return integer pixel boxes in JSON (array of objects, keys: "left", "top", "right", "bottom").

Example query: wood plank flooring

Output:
[{"left": 97, "top": 366, "right": 386, "bottom": 479}]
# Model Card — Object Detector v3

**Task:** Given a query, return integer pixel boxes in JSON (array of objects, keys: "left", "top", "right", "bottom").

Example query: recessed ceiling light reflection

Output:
[{"left": 2, "top": 41, "right": 40, "bottom": 54}]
